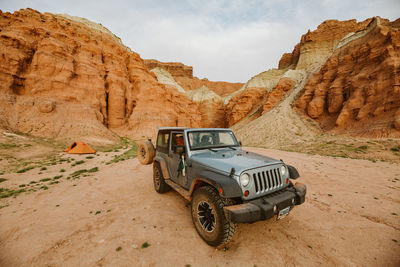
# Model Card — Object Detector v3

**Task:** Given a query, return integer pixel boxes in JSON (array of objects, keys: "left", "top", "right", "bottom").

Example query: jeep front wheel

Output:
[{"left": 191, "top": 186, "right": 236, "bottom": 246}]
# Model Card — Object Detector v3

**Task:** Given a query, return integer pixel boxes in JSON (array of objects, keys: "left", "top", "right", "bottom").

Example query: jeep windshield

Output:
[{"left": 187, "top": 130, "right": 239, "bottom": 150}]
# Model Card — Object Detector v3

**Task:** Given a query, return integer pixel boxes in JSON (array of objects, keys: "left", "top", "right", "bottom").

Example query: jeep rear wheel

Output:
[
  {"left": 191, "top": 186, "right": 236, "bottom": 246},
  {"left": 153, "top": 162, "right": 170, "bottom": 193}
]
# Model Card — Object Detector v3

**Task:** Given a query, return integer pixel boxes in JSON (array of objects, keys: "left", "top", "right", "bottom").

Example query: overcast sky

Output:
[{"left": 1, "top": 0, "right": 399, "bottom": 82}]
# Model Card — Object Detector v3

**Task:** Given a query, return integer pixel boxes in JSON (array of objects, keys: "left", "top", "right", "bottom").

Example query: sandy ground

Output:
[{"left": 0, "top": 147, "right": 399, "bottom": 266}]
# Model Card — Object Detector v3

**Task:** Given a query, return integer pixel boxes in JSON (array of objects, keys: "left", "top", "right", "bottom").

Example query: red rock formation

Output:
[
  {"left": 143, "top": 59, "right": 243, "bottom": 97},
  {"left": 143, "top": 59, "right": 193, "bottom": 78},
  {"left": 295, "top": 18, "right": 400, "bottom": 137},
  {"left": 0, "top": 8, "right": 200, "bottom": 141},
  {"left": 278, "top": 43, "right": 300, "bottom": 70},
  {"left": 261, "top": 78, "right": 296, "bottom": 115},
  {"left": 225, "top": 88, "right": 264, "bottom": 126},
  {"left": 279, "top": 19, "right": 373, "bottom": 70},
  {"left": 186, "top": 86, "right": 225, "bottom": 128},
  {"left": 224, "top": 69, "right": 286, "bottom": 126},
  {"left": 176, "top": 77, "right": 243, "bottom": 97}
]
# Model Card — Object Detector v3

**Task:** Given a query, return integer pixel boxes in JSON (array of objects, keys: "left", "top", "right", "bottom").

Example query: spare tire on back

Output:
[{"left": 138, "top": 140, "right": 155, "bottom": 165}]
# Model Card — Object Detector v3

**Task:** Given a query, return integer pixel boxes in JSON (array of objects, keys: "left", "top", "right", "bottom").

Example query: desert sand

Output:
[{"left": 0, "top": 147, "right": 399, "bottom": 266}]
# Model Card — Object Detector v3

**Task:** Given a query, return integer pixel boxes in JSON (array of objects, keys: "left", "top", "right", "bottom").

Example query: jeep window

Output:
[
  {"left": 157, "top": 131, "right": 169, "bottom": 153},
  {"left": 171, "top": 132, "right": 184, "bottom": 154},
  {"left": 187, "top": 130, "right": 239, "bottom": 150}
]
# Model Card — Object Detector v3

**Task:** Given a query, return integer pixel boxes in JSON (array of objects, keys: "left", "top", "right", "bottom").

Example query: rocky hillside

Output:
[
  {"left": 144, "top": 59, "right": 244, "bottom": 128},
  {"left": 295, "top": 17, "right": 400, "bottom": 137},
  {"left": 231, "top": 17, "right": 400, "bottom": 143},
  {"left": 224, "top": 18, "right": 376, "bottom": 128},
  {"left": 0, "top": 8, "right": 205, "bottom": 143},
  {"left": 144, "top": 59, "right": 243, "bottom": 97}
]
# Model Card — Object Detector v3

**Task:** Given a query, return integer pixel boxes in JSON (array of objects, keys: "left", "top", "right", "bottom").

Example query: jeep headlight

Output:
[
  {"left": 240, "top": 173, "right": 250, "bottom": 187},
  {"left": 280, "top": 165, "right": 287, "bottom": 176}
]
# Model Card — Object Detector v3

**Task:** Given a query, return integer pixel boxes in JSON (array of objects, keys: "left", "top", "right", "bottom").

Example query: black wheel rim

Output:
[
  {"left": 154, "top": 167, "right": 161, "bottom": 189},
  {"left": 197, "top": 201, "right": 216, "bottom": 232}
]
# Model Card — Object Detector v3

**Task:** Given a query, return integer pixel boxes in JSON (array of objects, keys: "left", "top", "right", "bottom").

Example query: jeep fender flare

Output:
[
  {"left": 189, "top": 170, "right": 243, "bottom": 198},
  {"left": 154, "top": 155, "right": 170, "bottom": 179},
  {"left": 287, "top": 165, "right": 300, "bottom": 179}
]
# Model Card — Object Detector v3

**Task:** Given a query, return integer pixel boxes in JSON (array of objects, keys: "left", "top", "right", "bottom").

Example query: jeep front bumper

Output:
[{"left": 223, "top": 183, "right": 306, "bottom": 223}]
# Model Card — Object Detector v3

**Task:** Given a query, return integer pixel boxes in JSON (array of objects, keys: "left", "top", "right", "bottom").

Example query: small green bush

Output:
[
  {"left": 390, "top": 146, "right": 400, "bottom": 152},
  {"left": 88, "top": 167, "right": 98, "bottom": 172},
  {"left": 141, "top": 242, "right": 150, "bottom": 249},
  {"left": 16, "top": 166, "right": 35, "bottom": 173}
]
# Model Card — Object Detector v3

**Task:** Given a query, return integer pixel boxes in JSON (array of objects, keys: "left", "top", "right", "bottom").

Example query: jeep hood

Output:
[{"left": 190, "top": 149, "right": 282, "bottom": 175}]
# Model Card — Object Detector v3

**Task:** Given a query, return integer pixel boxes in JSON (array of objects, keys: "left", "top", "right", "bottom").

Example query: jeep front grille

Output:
[{"left": 252, "top": 168, "right": 283, "bottom": 193}]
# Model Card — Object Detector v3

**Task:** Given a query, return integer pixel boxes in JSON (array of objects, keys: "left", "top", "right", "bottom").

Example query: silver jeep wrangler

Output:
[{"left": 138, "top": 127, "right": 306, "bottom": 246}]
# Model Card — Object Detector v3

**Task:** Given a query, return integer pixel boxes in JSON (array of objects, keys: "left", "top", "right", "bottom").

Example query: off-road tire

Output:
[
  {"left": 191, "top": 186, "right": 237, "bottom": 246},
  {"left": 153, "top": 162, "right": 171, "bottom": 193},
  {"left": 138, "top": 140, "right": 155, "bottom": 165}
]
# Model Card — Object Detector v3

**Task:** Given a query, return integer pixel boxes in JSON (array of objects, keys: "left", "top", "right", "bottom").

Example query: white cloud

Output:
[{"left": 1, "top": 0, "right": 399, "bottom": 82}]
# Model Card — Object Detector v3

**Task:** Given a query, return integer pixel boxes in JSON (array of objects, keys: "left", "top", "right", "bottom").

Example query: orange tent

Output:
[{"left": 65, "top": 142, "right": 96, "bottom": 154}]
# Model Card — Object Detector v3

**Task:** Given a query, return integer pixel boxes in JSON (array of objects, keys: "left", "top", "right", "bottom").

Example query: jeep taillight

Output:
[
  {"left": 286, "top": 178, "right": 289, "bottom": 184},
  {"left": 244, "top": 190, "right": 249, "bottom": 197}
]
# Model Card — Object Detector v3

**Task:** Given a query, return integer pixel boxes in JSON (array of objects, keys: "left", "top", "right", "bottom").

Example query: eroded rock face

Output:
[
  {"left": 224, "top": 69, "right": 286, "bottom": 126},
  {"left": 144, "top": 59, "right": 243, "bottom": 97},
  {"left": 295, "top": 18, "right": 400, "bottom": 137},
  {"left": 394, "top": 109, "right": 400, "bottom": 130},
  {"left": 186, "top": 86, "right": 225, "bottom": 128},
  {"left": 261, "top": 78, "right": 296, "bottom": 115},
  {"left": 144, "top": 59, "right": 193, "bottom": 78},
  {"left": 37, "top": 99, "right": 56, "bottom": 113},
  {"left": 0, "top": 8, "right": 199, "bottom": 141},
  {"left": 279, "top": 19, "right": 373, "bottom": 71}
]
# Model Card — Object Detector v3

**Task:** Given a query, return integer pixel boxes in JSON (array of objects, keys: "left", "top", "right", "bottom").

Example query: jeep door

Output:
[{"left": 167, "top": 131, "right": 187, "bottom": 187}]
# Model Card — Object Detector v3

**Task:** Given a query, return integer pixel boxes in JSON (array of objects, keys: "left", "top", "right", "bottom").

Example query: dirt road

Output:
[{"left": 0, "top": 147, "right": 399, "bottom": 266}]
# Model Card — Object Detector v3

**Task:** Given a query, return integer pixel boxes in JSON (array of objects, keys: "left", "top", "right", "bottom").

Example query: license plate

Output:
[{"left": 277, "top": 207, "right": 290, "bottom": 220}]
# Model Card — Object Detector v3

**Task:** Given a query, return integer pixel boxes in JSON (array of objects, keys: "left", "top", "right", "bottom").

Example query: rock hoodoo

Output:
[{"left": 295, "top": 17, "right": 400, "bottom": 137}]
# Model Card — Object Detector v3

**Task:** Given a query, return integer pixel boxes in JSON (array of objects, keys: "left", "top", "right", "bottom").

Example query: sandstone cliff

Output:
[
  {"left": 224, "top": 69, "right": 286, "bottom": 126},
  {"left": 144, "top": 59, "right": 243, "bottom": 129},
  {"left": 279, "top": 18, "right": 373, "bottom": 71},
  {"left": 0, "top": 8, "right": 200, "bottom": 142},
  {"left": 225, "top": 19, "right": 376, "bottom": 128},
  {"left": 227, "top": 17, "right": 400, "bottom": 138},
  {"left": 186, "top": 86, "right": 225, "bottom": 128},
  {"left": 143, "top": 59, "right": 243, "bottom": 97},
  {"left": 295, "top": 17, "right": 400, "bottom": 137}
]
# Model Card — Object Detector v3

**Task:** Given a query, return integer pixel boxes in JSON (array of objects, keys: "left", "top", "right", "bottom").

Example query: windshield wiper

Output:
[{"left": 208, "top": 148, "right": 218, "bottom": 152}]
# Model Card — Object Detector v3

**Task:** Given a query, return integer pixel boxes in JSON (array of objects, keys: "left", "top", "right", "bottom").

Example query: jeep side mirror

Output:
[{"left": 239, "top": 141, "right": 242, "bottom": 146}]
